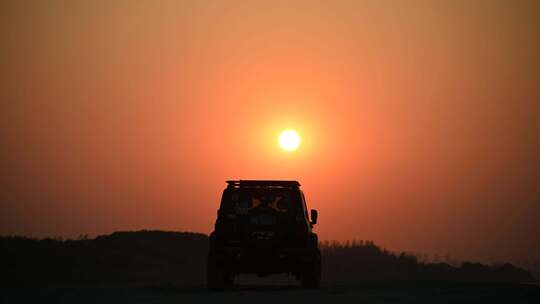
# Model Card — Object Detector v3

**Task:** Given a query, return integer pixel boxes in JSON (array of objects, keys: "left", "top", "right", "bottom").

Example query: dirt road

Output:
[{"left": 2, "top": 282, "right": 539, "bottom": 304}]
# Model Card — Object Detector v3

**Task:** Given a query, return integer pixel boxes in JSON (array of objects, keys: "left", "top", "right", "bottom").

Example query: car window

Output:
[{"left": 227, "top": 189, "right": 296, "bottom": 214}]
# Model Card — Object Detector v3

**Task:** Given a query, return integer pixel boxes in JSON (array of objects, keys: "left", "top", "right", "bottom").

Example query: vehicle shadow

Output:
[{"left": 230, "top": 284, "right": 304, "bottom": 292}]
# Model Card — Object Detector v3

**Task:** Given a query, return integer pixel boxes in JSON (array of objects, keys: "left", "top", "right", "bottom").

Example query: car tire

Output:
[
  {"left": 300, "top": 261, "right": 321, "bottom": 289},
  {"left": 207, "top": 254, "right": 234, "bottom": 291}
]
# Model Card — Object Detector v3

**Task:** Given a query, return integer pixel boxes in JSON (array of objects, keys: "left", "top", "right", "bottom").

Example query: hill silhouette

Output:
[
  {"left": 0, "top": 231, "right": 534, "bottom": 287},
  {"left": 1, "top": 231, "right": 207, "bottom": 287},
  {"left": 321, "top": 240, "right": 534, "bottom": 283}
]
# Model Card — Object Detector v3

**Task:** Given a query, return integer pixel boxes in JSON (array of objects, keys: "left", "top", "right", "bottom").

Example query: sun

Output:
[{"left": 278, "top": 129, "right": 301, "bottom": 151}]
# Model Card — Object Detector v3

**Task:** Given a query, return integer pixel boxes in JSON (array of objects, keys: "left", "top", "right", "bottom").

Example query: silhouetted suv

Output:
[{"left": 207, "top": 180, "right": 321, "bottom": 289}]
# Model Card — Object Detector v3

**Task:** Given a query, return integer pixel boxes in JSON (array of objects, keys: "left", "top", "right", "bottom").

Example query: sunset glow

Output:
[{"left": 2, "top": 0, "right": 540, "bottom": 267}]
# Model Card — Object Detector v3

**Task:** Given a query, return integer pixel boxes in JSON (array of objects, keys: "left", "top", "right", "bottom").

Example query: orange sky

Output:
[{"left": 1, "top": 0, "right": 540, "bottom": 264}]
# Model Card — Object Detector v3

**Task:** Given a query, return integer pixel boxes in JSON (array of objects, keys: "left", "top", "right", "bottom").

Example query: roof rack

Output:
[{"left": 226, "top": 180, "right": 300, "bottom": 188}]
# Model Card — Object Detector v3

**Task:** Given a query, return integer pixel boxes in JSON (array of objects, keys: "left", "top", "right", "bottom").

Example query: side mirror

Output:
[{"left": 310, "top": 209, "right": 318, "bottom": 225}]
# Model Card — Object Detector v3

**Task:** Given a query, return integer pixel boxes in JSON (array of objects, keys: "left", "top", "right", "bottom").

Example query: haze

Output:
[{"left": 1, "top": 0, "right": 539, "bottom": 264}]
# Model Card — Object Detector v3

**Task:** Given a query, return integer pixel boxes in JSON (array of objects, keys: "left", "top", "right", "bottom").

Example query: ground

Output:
[{"left": 2, "top": 282, "right": 539, "bottom": 304}]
